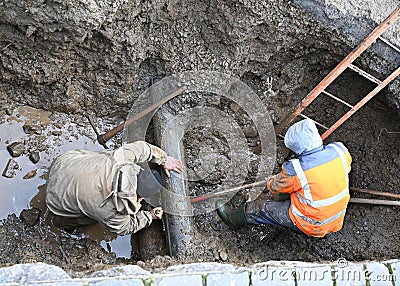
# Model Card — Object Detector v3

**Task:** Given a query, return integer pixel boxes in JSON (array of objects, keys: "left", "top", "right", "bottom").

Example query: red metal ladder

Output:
[{"left": 255, "top": 6, "right": 400, "bottom": 154}]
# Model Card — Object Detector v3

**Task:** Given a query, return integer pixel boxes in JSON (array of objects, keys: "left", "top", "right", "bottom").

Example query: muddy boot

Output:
[
  {"left": 52, "top": 216, "right": 76, "bottom": 234},
  {"left": 216, "top": 202, "right": 247, "bottom": 229},
  {"left": 51, "top": 214, "right": 97, "bottom": 234}
]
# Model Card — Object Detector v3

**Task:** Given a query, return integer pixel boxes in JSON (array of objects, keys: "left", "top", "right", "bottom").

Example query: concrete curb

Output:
[{"left": 0, "top": 260, "right": 398, "bottom": 285}]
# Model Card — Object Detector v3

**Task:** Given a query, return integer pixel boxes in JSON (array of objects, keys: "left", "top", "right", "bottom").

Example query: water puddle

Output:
[{"left": 0, "top": 105, "right": 133, "bottom": 258}]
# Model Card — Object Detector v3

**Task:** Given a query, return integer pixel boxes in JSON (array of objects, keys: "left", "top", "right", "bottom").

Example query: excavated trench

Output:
[{"left": 0, "top": 0, "right": 399, "bottom": 276}]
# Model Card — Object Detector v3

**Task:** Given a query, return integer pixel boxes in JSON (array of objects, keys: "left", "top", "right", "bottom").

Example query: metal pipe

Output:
[
  {"left": 153, "top": 107, "right": 193, "bottom": 258},
  {"left": 188, "top": 177, "right": 400, "bottom": 204},
  {"left": 190, "top": 179, "right": 269, "bottom": 203},
  {"left": 349, "top": 198, "right": 400, "bottom": 206},
  {"left": 350, "top": 187, "right": 400, "bottom": 200}
]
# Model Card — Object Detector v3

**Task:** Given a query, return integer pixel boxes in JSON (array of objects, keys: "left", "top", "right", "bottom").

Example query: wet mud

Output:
[
  {"left": 186, "top": 73, "right": 400, "bottom": 265},
  {"left": 1, "top": 67, "right": 399, "bottom": 275},
  {"left": 0, "top": 104, "right": 136, "bottom": 273},
  {"left": 0, "top": 0, "right": 399, "bottom": 276}
]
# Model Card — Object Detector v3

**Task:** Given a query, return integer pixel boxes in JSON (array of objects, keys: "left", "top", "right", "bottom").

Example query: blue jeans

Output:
[{"left": 245, "top": 200, "right": 302, "bottom": 233}]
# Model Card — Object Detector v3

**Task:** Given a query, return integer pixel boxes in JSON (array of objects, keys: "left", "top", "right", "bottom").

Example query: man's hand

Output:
[
  {"left": 163, "top": 156, "right": 183, "bottom": 177},
  {"left": 151, "top": 207, "right": 163, "bottom": 219},
  {"left": 262, "top": 176, "right": 273, "bottom": 193}
]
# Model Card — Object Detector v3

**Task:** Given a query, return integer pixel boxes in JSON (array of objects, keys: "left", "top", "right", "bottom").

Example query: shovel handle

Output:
[{"left": 98, "top": 86, "right": 185, "bottom": 145}]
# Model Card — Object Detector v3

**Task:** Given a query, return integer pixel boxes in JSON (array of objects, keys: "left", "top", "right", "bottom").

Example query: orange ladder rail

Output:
[{"left": 254, "top": 6, "right": 400, "bottom": 154}]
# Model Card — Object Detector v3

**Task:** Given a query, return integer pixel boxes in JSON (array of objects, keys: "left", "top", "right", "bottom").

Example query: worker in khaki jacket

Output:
[
  {"left": 46, "top": 141, "right": 182, "bottom": 235},
  {"left": 217, "top": 119, "right": 352, "bottom": 237}
]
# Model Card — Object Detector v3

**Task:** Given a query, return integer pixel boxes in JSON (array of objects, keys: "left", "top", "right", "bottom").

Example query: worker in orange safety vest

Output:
[{"left": 217, "top": 119, "right": 352, "bottom": 237}]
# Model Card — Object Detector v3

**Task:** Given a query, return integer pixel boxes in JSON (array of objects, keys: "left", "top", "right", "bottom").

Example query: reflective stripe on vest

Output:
[
  {"left": 292, "top": 204, "right": 347, "bottom": 226},
  {"left": 330, "top": 143, "right": 350, "bottom": 177},
  {"left": 292, "top": 159, "right": 313, "bottom": 203},
  {"left": 292, "top": 144, "right": 349, "bottom": 209}
]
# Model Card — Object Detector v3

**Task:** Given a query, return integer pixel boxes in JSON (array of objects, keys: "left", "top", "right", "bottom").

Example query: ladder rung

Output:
[
  {"left": 322, "top": 65, "right": 400, "bottom": 140},
  {"left": 321, "top": 90, "right": 354, "bottom": 109},
  {"left": 299, "top": 113, "right": 329, "bottom": 130},
  {"left": 348, "top": 64, "right": 382, "bottom": 84},
  {"left": 255, "top": 7, "right": 400, "bottom": 155},
  {"left": 378, "top": 36, "right": 400, "bottom": 54}
]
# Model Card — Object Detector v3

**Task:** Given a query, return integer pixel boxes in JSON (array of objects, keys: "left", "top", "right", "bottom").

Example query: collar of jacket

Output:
[{"left": 292, "top": 145, "right": 324, "bottom": 159}]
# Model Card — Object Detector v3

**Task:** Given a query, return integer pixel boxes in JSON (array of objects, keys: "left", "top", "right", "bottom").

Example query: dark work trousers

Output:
[
  {"left": 52, "top": 215, "right": 97, "bottom": 232},
  {"left": 245, "top": 200, "right": 302, "bottom": 233}
]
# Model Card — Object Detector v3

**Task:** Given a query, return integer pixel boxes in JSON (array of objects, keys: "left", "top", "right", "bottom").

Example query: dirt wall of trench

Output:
[
  {"left": 1, "top": 0, "right": 399, "bottom": 120},
  {"left": 0, "top": 0, "right": 399, "bottom": 276}
]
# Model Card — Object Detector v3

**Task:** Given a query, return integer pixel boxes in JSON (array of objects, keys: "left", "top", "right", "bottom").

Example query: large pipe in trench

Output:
[
  {"left": 153, "top": 107, "right": 193, "bottom": 258},
  {"left": 122, "top": 83, "right": 191, "bottom": 259}
]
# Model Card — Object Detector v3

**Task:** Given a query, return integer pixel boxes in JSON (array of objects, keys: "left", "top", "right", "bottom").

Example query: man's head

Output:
[
  {"left": 284, "top": 119, "right": 323, "bottom": 155},
  {"left": 136, "top": 169, "right": 162, "bottom": 199}
]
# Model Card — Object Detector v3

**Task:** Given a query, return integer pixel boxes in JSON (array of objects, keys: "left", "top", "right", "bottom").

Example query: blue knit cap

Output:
[{"left": 284, "top": 119, "right": 323, "bottom": 155}]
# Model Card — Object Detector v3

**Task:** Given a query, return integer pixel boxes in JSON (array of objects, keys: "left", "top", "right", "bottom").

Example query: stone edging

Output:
[{"left": 0, "top": 260, "right": 399, "bottom": 285}]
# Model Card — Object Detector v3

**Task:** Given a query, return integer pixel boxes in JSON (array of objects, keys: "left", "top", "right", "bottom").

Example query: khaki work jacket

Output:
[{"left": 46, "top": 141, "right": 167, "bottom": 235}]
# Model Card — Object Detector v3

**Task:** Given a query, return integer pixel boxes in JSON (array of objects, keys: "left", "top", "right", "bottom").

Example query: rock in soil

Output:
[
  {"left": 19, "top": 208, "right": 40, "bottom": 226},
  {"left": 29, "top": 151, "right": 40, "bottom": 164},
  {"left": 0, "top": 0, "right": 399, "bottom": 274},
  {"left": 23, "top": 169, "right": 37, "bottom": 180},
  {"left": 5, "top": 108, "right": 13, "bottom": 116},
  {"left": 51, "top": 130, "right": 62, "bottom": 136},
  {"left": 23, "top": 124, "right": 42, "bottom": 135},
  {"left": 243, "top": 126, "right": 258, "bottom": 138},
  {"left": 2, "top": 159, "right": 20, "bottom": 178},
  {"left": 6, "top": 142, "right": 25, "bottom": 157},
  {"left": 218, "top": 249, "right": 228, "bottom": 261}
]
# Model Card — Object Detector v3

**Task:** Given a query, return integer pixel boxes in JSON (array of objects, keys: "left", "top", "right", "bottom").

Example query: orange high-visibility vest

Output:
[{"left": 270, "top": 142, "right": 352, "bottom": 237}]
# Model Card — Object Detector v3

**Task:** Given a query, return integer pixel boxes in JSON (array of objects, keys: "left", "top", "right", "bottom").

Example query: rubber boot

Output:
[{"left": 216, "top": 202, "right": 247, "bottom": 229}]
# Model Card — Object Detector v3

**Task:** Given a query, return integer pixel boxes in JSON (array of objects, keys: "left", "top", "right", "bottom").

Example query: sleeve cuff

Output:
[
  {"left": 142, "top": 210, "right": 153, "bottom": 225},
  {"left": 149, "top": 145, "right": 168, "bottom": 165}
]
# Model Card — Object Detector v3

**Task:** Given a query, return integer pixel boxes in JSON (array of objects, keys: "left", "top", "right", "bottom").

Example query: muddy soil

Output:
[
  {"left": 185, "top": 71, "right": 400, "bottom": 265},
  {"left": 1, "top": 68, "right": 399, "bottom": 275},
  {"left": 0, "top": 0, "right": 400, "bottom": 277}
]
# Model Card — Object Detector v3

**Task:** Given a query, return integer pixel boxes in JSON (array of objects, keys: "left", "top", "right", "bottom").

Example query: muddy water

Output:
[
  {"left": 0, "top": 106, "right": 133, "bottom": 258},
  {"left": 0, "top": 108, "right": 48, "bottom": 219}
]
